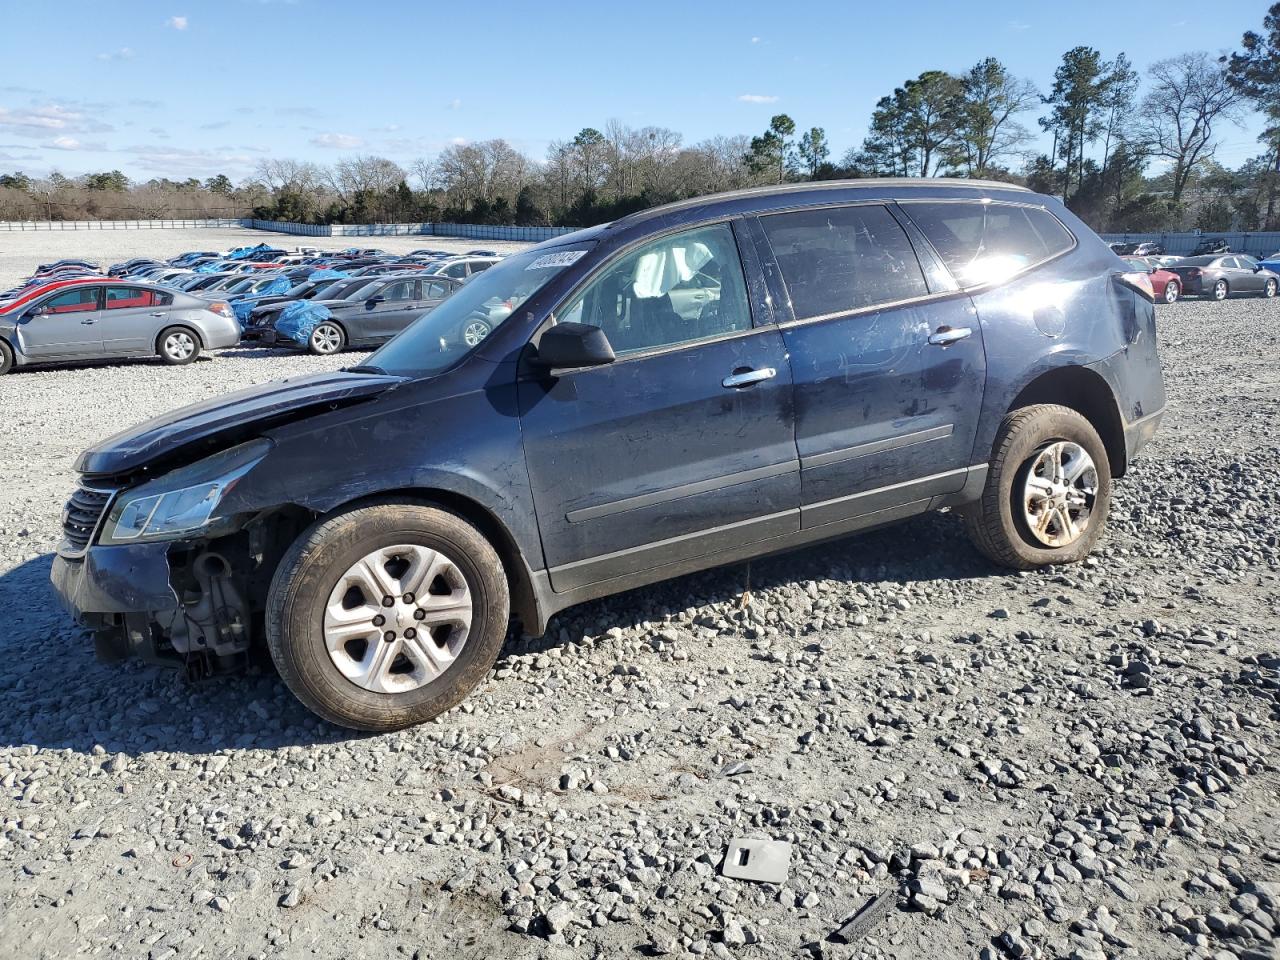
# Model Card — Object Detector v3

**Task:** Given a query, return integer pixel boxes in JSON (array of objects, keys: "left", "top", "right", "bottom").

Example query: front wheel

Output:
[
  {"left": 266, "top": 502, "right": 510, "bottom": 731},
  {"left": 963, "top": 404, "right": 1112, "bottom": 570},
  {"left": 1264, "top": 278, "right": 1278, "bottom": 299},
  {"left": 308, "top": 321, "right": 345, "bottom": 355},
  {"left": 1163, "top": 280, "right": 1180, "bottom": 303},
  {"left": 1212, "top": 279, "right": 1229, "bottom": 301},
  {"left": 157, "top": 327, "right": 200, "bottom": 365},
  {"left": 0, "top": 340, "right": 12, "bottom": 375}
]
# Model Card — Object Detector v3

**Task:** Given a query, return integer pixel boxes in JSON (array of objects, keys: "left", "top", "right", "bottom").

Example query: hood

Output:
[{"left": 76, "top": 370, "right": 406, "bottom": 476}]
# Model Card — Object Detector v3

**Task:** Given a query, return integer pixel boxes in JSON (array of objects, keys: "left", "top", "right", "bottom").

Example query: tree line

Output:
[{"left": 2, "top": 5, "right": 1277, "bottom": 234}]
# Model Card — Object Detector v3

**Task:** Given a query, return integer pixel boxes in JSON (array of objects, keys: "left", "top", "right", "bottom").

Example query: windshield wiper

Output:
[{"left": 345, "top": 364, "right": 385, "bottom": 375}]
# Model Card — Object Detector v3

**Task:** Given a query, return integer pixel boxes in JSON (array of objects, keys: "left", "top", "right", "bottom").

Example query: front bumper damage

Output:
[{"left": 52, "top": 538, "right": 254, "bottom": 676}]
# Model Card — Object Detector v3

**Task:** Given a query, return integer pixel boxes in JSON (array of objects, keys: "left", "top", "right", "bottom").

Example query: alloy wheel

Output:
[
  {"left": 1021, "top": 440, "right": 1098, "bottom": 548},
  {"left": 462, "top": 319, "right": 491, "bottom": 347},
  {"left": 323, "top": 544, "right": 473, "bottom": 694},
  {"left": 1164, "top": 281, "right": 1179, "bottom": 303},
  {"left": 1214, "top": 280, "right": 1228, "bottom": 301},
  {"left": 164, "top": 331, "right": 195, "bottom": 360},
  {"left": 311, "top": 323, "right": 342, "bottom": 354},
  {"left": 1266, "top": 279, "right": 1278, "bottom": 299}
]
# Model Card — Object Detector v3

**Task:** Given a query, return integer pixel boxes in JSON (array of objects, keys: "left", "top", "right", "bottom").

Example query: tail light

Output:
[
  {"left": 209, "top": 301, "right": 234, "bottom": 319},
  {"left": 1183, "top": 267, "right": 1201, "bottom": 277},
  {"left": 1114, "top": 271, "right": 1155, "bottom": 302}
]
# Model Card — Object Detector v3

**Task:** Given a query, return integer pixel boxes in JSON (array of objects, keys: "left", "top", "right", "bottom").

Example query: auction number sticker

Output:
[{"left": 526, "top": 250, "right": 588, "bottom": 270}]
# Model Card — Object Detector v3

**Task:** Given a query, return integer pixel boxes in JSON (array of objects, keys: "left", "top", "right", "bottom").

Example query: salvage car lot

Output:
[{"left": 1, "top": 292, "right": 1278, "bottom": 958}]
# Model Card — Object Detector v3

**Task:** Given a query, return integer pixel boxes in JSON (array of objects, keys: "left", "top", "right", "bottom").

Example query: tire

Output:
[
  {"left": 963, "top": 404, "right": 1112, "bottom": 571},
  {"left": 1163, "top": 280, "right": 1179, "bottom": 304},
  {"left": 1264, "top": 278, "right": 1278, "bottom": 299},
  {"left": 157, "top": 326, "right": 200, "bottom": 365},
  {"left": 266, "top": 502, "right": 510, "bottom": 732},
  {"left": 0, "top": 340, "right": 12, "bottom": 375},
  {"left": 1212, "top": 279, "right": 1229, "bottom": 301},
  {"left": 308, "top": 321, "right": 345, "bottom": 355}
]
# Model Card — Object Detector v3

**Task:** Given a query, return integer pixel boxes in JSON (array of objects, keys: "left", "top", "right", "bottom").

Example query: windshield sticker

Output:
[{"left": 526, "top": 250, "right": 588, "bottom": 271}]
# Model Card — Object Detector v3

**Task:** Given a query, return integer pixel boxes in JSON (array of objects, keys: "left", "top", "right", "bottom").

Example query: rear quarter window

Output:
[{"left": 901, "top": 201, "right": 1075, "bottom": 286}]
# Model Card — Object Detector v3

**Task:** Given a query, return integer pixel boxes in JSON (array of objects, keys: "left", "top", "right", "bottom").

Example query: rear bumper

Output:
[
  {"left": 198, "top": 315, "right": 244, "bottom": 349},
  {"left": 1121, "top": 406, "right": 1164, "bottom": 464}
]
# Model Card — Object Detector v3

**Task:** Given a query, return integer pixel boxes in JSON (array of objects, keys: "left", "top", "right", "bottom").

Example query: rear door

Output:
[
  {"left": 753, "top": 202, "right": 987, "bottom": 529},
  {"left": 17, "top": 286, "right": 104, "bottom": 359},
  {"left": 519, "top": 220, "right": 799, "bottom": 592},
  {"left": 101, "top": 286, "right": 172, "bottom": 355}
]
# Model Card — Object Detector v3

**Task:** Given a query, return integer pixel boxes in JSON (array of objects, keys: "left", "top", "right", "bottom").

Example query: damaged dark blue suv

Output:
[{"left": 52, "top": 179, "right": 1166, "bottom": 731}]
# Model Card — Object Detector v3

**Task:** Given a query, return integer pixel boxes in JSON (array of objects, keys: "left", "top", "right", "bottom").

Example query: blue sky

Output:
[{"left": 0, "top": 0, "right": 1270, "bottom": 183}]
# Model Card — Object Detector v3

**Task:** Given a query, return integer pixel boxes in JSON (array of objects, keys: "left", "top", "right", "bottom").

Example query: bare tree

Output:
[{"left": 1138, "top": 52, "right": 1245, "bottom": 204}]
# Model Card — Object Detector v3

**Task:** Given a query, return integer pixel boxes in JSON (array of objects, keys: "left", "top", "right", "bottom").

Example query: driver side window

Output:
[
  {"left": 42, "top": 287, "right": 100, "bottom": 314},
  {"left": 559, "top": 223, "right": 750, "bottom": 356}
]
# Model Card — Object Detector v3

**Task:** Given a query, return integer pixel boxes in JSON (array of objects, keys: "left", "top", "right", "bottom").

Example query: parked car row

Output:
[
  {"left": 0, "top": 244, "right": 507, "bottom": 374},
  {"left": 1108, "top": 237, "right": 1234, "bottom": 257},
  {"left": 1119, "top": 253, "right": 1278, "bottom": 302}
]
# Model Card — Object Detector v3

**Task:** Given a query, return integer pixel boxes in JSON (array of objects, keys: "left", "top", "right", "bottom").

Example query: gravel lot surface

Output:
[
  {"left": 1, "top": 290, "right": 1278, "bottom": 960},
  {"left": 0, "top": 226, "right": 529, "bottom": 291}
]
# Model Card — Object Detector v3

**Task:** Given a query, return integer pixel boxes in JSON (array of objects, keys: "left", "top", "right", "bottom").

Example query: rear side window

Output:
[
  {"left": 105, "top": 287, "right": 158, "bottom": 309},
  {"left": 902, "top": 201, "right": 1074, "bottom": 286},
  {"left": 759, "top": 204, "right": 928, "bottom": 320}
]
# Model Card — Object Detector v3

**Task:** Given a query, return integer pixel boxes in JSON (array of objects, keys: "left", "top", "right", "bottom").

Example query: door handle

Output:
[
  {"left": 80, "top": 318, "right": 97, "bottom": 325},
  {"left": 149, "top": 311, "right": 166, "bottom": 317},
  {"left": 928, "top": 326, "right": 972, "bottom": 346},
  {"left": 722, "top": 367, "right": 777, "bottom": 389}
]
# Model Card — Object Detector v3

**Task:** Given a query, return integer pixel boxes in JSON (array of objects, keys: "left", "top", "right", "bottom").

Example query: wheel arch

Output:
[
  {"left": 1007, "top": 365, "right": 1127, "bottom": 477},
  {"left": 287, "top": 486, "right": 541, "bottom": 636}
]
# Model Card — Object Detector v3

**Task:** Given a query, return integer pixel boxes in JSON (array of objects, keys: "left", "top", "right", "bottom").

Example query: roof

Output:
[{"left": 611, "top": 177, "right": 1034, "bottom": 230}]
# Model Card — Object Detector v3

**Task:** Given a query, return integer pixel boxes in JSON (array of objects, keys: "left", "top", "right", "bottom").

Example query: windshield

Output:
[
  {"left": 365, "top": 244, "right": 594, "bottom": 377},
  {"left": 1175, "top": 256, "right": 1215, "bottom": 266},
  {"left": 225, "top": 277, "right": 256, "bottom": 293}
]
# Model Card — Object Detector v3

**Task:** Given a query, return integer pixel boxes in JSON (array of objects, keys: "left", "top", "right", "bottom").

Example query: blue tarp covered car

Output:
[{"left": 274, "top": 300, "right": 334, "bottom": 346}]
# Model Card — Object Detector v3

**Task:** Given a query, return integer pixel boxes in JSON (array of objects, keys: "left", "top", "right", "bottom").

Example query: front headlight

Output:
[{"left": 100, "top": 438, "right": 272, "bottom": 544}]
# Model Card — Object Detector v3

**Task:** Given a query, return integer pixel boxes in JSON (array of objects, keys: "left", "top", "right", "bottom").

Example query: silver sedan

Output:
[{"left": 0, "top": 280, "right": 241, "bottom": 374}]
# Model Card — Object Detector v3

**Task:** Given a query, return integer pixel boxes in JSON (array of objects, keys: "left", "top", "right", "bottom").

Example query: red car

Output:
[{"left": 1123, "top": 257, "right": 1181, "bottom": 304}]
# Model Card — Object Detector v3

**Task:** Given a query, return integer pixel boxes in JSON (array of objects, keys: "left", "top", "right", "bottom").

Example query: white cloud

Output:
[
  {"left": 47, "top": 136, "right": 85, "bottom": 150},
  {"left": 450, "top": 137, "right": 467, "bottom": 146},
  {"left": 97, "top": 47, "right": 136, "bottom": 61},
  {"left": 310, "top": 132, "right": 363, "bottom": 149},
  {"left": 750, "top": 36, "right": 761, "bottom": 43},
  {"left": 0, "top": 104, "right": 113, "bottom": 136},
  {"left": 167, "top": 15, "right": 189, "bottom": 30},
  {"left": 737, "top": 94, "right": 778, "bottom": 104}
]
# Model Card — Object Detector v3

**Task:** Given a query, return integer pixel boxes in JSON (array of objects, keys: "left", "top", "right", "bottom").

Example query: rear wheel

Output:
[
  {"left": 1264, "top": 278, "right": 1278, "bottom": 299},
  {"left": 1212, "top": 279, "right": 1229, "bottom": 301},
  {"left": 1164, "top": 280, "right": 1180, "bottom": 303},
  {"left": 157, "top": 327, "right": 200, "bottom": 365},
  {"left": 266, "top": 502, "right": 510, "bottom": 731},
  {"left": 0, "top": 340, "right": 12, "bottom": 375},
  {"left": 308, "top": 321, "right": 345, "bottom": 355},
  {"left": 964, "top": 404, "right": 1112, "bottom": 570}
]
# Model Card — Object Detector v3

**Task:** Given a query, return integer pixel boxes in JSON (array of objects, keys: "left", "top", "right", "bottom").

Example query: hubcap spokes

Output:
[
  {"left": 313, "top": 326, "right": 340, "bottom": 352},
  {"left": 323, "top": 544, "right": 472, "bottom": 694},
  {"left": 166, "top": 333, "right": 194, "bottom": 358},
  {"left": 1022, "top": 440, "right": 1098, "bottom": 548}
]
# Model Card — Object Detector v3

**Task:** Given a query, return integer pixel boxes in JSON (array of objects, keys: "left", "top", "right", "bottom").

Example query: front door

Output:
[
  {"left": 365, "top": 278, "right": 421, "bottom": 341},
  {"left": 519, "top": 221, "right": 799, "bottom": 592},
  {"left": 17, "top": 286, "right": 104, "bottom": 359},
  {"left": 753, "top": 202, "right": 987, "bottom": 528}
]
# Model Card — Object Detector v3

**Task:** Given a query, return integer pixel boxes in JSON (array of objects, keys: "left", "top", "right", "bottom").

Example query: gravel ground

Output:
[
  {"left": 0, "top": 227, "right": 530, "bottom": 291},
  {"left": 1, "top": 292, "right": 1278, "bottom": 960}
]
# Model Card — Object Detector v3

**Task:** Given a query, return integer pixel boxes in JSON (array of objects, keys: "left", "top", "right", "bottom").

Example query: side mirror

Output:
[
  {"left": 533, "top": 322, "right": 616, "bottom": 373},
  {"left": 366, "top": 296, "right": 385, "bottom": 307}
]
